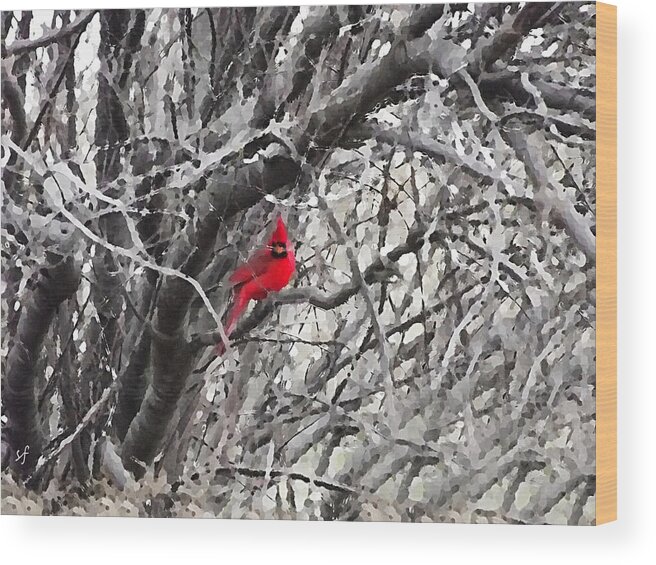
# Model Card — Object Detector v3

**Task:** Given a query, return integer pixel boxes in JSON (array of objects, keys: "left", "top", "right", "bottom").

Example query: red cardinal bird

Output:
[{"left": 216, "top": 216, "right": 296, "bottom": 354}]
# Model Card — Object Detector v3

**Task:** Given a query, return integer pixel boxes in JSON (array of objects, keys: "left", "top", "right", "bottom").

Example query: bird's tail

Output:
[{"left": 215, "top": 293, "right": 248, "bottom": 356}]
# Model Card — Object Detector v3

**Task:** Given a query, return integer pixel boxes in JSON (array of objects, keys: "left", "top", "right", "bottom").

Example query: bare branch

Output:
[
  {"left": 214, "top": 464, "right": 358, "bottom": 496},
  {"left": 317, "top": 196, "right": 394, "bottom": 416},
  {"left": 2, "top": 10, "right": 98, "bottom": 57},
  {"left": 459, "top": 69, "right": 499, "bottom": 122},
  {"left": 468, "top": 2, "right": 559, "bottom": 74},
  {"left": 479, "top": 71, "right": 596, "bottom": 120},
  {"left": 504, "top": 128, "right": 596, "bottom": 264},
  {"left": 0, "top": 75, "right": 27, "bottom": 145},
  {"left": 360, "top": 122, "right": 596, "bottom": 263},
  {"left": 20, "top": 17, "right": 91, "bottom": 152}
]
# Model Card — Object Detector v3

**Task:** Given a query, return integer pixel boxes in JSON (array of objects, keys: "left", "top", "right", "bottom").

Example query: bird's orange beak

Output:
[{"left": 272, "top": 242, "right": 286, "bottom": 255}]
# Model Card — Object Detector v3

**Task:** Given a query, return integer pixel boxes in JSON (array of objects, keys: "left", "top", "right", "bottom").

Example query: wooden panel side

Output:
[{"left": 596, "top": 1, "right": 617, "bottom": 525}]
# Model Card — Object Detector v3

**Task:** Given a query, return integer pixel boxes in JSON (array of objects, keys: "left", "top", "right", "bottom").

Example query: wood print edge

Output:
[{"left": 596, "top": 1, "right": 617, "bottom": 525}]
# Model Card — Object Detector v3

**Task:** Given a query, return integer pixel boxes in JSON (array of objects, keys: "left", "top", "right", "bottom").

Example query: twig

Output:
[
  {"left": 192, "top": 333, "right": 344, "bottom": 351},
  {"left": 213, "top": 464, "right": 357, "bottom": 496},
  {"left": 433, "top": 285, "right": 488, "bottom": 391},
  {"left": 1, "top": 75, "right": 27, "bottom": 146},
  {"left": 521, "top": 71, "right": 548, "bottom": 114},
  {"left": 514, "top": 72, "right": 596, "bottom": 139},
  {"left": 121, "top": 285, "right": 173, "bottom": 342},
  {"left": 549, "top": 142, "right": 594, "bottom": 215},
  {"left": 459, "top": 69, "right": 499, "bottom": 122}
]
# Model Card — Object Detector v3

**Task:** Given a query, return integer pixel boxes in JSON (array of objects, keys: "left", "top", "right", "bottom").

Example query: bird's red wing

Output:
[{"left": 229, "top": 249, "right": 272, "bottom": 286}]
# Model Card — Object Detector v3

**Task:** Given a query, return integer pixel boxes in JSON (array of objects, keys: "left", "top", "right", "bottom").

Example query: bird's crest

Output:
[{"left": 270, "top": 216, "right": 288, "bottom": 243}]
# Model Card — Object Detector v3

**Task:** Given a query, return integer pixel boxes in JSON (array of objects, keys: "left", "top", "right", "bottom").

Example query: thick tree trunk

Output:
[
  {"left": 87, "top": 9, "right": 144, "bottom": 446},
  {"left": 120, "top": 155, "right": 301, "bottom": 474},
  {"left": 4, "top": 256, "right": 80, "bottom": 477}
]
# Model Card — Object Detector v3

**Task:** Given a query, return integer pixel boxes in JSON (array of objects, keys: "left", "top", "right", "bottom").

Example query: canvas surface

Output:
[{"left": 1, "top": 3, "right": 597, "bottom": 523}]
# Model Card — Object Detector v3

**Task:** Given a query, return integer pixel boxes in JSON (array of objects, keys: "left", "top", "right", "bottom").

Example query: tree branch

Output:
[
  {"left": 2, "top": 10, "right": 97, "bottom": 57},
  {"left": 188, "top": 224, "right": 430, "bottom": 350},
  {"left": 213, "top": 464, "right": 357, "bottom": 496},
  {"left": 21, "top": 16, "right": 91, "bottom": 152},
  {"left": 467, "top": 2, "right": 558, "bottom": 74},
  {"left": 314, "top": 196, "right": 400, "bottom": 432},
  {"left": 503, "top": 128, "right": 596, "bottom": 264},
  {"left": 359, "top": 122, "right": 596, "bottom": 263},
  {"left": 479, "top": 71, "right": 596, "bottom": 121}
]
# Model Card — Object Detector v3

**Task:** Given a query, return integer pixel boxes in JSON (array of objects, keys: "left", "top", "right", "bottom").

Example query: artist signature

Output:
[{"left": 15, "top": 445, "right": 29, "bottom": 465}]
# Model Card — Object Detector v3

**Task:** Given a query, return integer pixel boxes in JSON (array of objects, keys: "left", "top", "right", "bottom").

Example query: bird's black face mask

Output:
[{"left": 271, "top": 241, "right": 288, "bottom": 259}]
